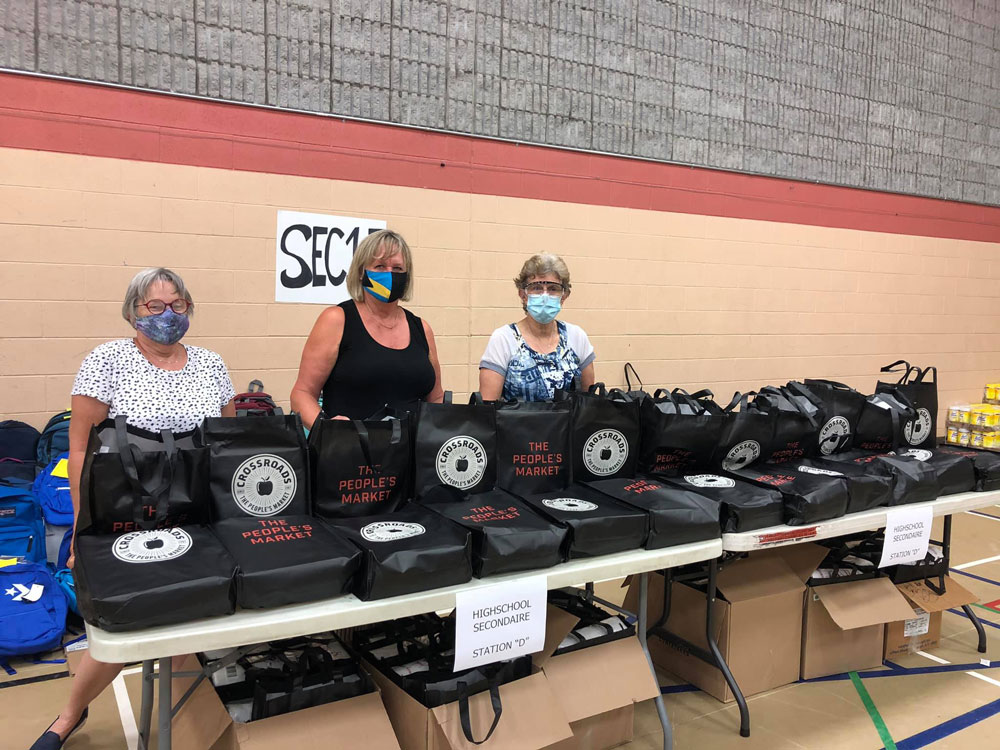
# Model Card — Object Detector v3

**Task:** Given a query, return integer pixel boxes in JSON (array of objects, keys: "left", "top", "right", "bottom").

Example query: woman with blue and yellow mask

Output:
[
  {"left": 292, "top": 229, "right": 443, "bottom": 423},
  {"left": 479, "top": 254, "right": 595, "bottom": 401}
]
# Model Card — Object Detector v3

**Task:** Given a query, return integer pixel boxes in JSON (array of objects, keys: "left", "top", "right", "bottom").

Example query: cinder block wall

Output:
[{"left": 1, "top": 0, "right": 998, "bottom": 205}]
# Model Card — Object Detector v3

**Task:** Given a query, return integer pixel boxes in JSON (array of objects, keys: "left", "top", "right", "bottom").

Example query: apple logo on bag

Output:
[
  {"left": 360, "top": 521, "right": 426, "bottom": 543},
  {"left": 722, "top": 440, "right": 760, "bottom": 471},
  {"left": 684, "top": 474, "right": 736, "bottom": 489},
  {"left": 583, "top": 429, "right": 629, "bottom": 476},
  {"left": 542, "top": 497, "right": 599, "bottom": 512},
  {"left": 818, "top": 416, "right": 851, "bottom": 455},
  {"left": 899, "top": 448, "right": 933, "bottom": 462},
  {"left": 797, "top": 465, "right": 844, "bottom": 477},
  {"left": 231, "top": 454, "right": 297, "bottom": 517},
  {"left": 113, "top": 529, "right": 192, "bottom": 564},
  {"left": 436, "top": 436, "right": 487, "bottom": 490},
  {"left": 903, "top": 408, "right": 932, "bottom": 446}
]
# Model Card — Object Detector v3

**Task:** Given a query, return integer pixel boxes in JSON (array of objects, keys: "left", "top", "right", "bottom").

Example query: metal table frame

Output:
[{"left": 87, "top": 538, "right": 724, "bottom": 750}]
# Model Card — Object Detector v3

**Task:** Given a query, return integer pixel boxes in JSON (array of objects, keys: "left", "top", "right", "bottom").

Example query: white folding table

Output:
[{"left": 87, "top": 537, "right": 724, "bottom": 750}]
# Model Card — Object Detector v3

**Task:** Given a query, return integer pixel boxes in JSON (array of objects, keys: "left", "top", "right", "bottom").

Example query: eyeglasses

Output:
[
  {"left": 524, "top": 282, "right": 566, "bottom": 294},
  {"left": 136, "top": 299, "right": 191, "bottom": 315}
]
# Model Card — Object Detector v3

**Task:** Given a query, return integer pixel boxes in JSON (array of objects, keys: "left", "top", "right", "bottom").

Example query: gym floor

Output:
[{"left": 6, "top": 510, "right": 999, "bottom": 750}]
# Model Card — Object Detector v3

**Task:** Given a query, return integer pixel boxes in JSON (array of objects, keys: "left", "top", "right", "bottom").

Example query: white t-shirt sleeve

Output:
[
  {"left": 210, "top": 352, "right": 237, "bottom": 408},
  {"left": 565, "top": 323, "right": 596, "bottom": 369},
  {"left": 479, "top": 326, "right": 516, "bottom": 376},
  {"left": 70, "top": 341, "right": 120, "bottom": 405}
]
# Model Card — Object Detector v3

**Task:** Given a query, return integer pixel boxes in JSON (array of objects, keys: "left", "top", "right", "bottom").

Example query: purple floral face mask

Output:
[{"left": 134, "top": 308, "right": 190, "bottom": 345}]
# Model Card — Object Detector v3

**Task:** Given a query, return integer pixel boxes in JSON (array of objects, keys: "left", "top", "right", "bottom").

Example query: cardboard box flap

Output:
[
  {"left": 716, "top": 556, "right": 806, "bottom": 603},
  {"left": 430, "top": 671, "right": 573, "bottom": 750},
  {"left": 233, "top": 691, "right": 400, "bottom": 750},
  {"left": 171, "top": 655, "right": 234, "bottom": 750},
  {"left": 535, "top": 605, "right": 584, "bottom": 666},
  {"left": 768, "top": 543, "right": 831, "bottom": 584},
  {"left": 814, "top": 578, "right": 916, "bottom": 630},
  {"left": 896, "top": 576, "right": 979, "bottom": 613},
  {"left": 541, "top": 637, "right": 659, "bottom": 722}
]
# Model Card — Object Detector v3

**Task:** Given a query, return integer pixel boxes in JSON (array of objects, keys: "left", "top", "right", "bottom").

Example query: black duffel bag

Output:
[
  {"left": 212, "top": 515, "right": 361, "bottom": 608},
  {"left": 877, "top": 361, "right": 938, "bottom": 449},
  {"left": 570, "top": 384, "right": 640, "bottom": 482},
  {"left": 585, "top": 476, "right": 720, "bottom": 548},
  {"left": 726, "top": 465, "right": 850, "bottom": 525},
  {"left": 420, "top": 487, "right": 567, "bottom": 577},
  {"left": 414, "top": 393, "right": 497, "bottom": 498},
  {"left": 788, "top": 379, "right": 867, "bottom": 455},
  {"left": 638, "top": 388, "right": 726, "bottom": 476},
  {"left": 74, "top": 525, "right": 236, "bottom": 632},
  {"left": 200, "top": 415, "right": 311, "bottom": 519},
  {"left": 712, "top": 392, "right": 776, "bottom": 472},
  {"left": 80, "top": 416, "right": 210, "bottom": 534},
  {"left": 938, "top": 446, "right": 1000, "bottom": 491},
  {"left": 495, "top": 399, "right": 571, "bottom": 495},
  {"left": 309, "top": 412, "right": 410, "bottom": 519},
  {"left": 854, "top": 391, "right": 918, "bottom": 453},
  {"left": 658, "top": 473, "right": 784, "bottom": 533},
  {"left": 795, "top": 458, "right": 893, "bottom": 514},
  {"left": 521, "top": 484, "right": 648, "bottom": 558},
  {"left": 332, "top": 507, "right": 472, "bottom": 600}
]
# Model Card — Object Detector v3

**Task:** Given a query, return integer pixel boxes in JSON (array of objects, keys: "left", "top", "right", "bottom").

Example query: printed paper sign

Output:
[
  {"left": 879, "top": 507, "right": 933, "bottom": 568},
  {"left": 903, "top": 608, "right": 930, "bottom": 637},
  {"left": 274, "top": 211, "right": 386, "bottom": 304},
  {"left": 453, "top": 575, "right": 547, "bottom": 671}
]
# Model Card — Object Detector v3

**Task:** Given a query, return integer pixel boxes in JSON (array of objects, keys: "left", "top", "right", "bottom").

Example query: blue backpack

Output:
[
  {"left": 0, "top": 480, "right": 46, "bottom": 563},
  {"left": 36, "top": 411, "right": 71, "bottom": 467},
  {"left": 33, "top": 454, "right": 73, "bottom": 526},
  {"left": 0, "top": 419, "right": 41, "bottom": 462},
  {"left": 0, "top": 561, "right": 68, "bottom": 660}
]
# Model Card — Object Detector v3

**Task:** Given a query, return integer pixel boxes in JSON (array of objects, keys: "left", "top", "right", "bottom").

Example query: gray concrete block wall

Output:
[{"left": 3, "top": 0, "right": 998, "bottom": 205}]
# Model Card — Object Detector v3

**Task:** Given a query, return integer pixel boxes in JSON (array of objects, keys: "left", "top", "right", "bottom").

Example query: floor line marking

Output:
[
  {"left": 112, "top": 673, "right": 139, "bottom": 750},
  {"left": 849, "top": 671, "right": 896, "bottom": 750},
  {"left": 954, "top": 553, "right": 1000, "bottom": 570},
  {"left": 950, "top": 568, "right": 1000, "bottom": 587},
  {"left": 120, "top": 666, "right": 144, "bottom": 676},
  {"left": 915, "top": 651, "right": 950, "bottom": 665},
  {"left": 893, "top": 697, "right": 1000, "bottom": 749},
  {"left": 966, "top": 671, "right": 1000, "bottom": 689},
  {"left": 965, "top": 510, "right": 1000, "bottom": 522}
]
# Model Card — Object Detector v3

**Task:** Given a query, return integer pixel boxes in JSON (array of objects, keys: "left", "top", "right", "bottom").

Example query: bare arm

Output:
[
  {"left": 580, "top": 362, "right": 596, "bottom": 392},
  {"left": 67, "top": 394, "right": 110, "bottom": 567},
  {"left": 479, "top": 369, "right": 505, "bottom": 401},
  {"left": 290, "top": 306, "right": 345, "bottom": 429},
  {"left": 221, "top": 399, "right": 236, "bottom": 418},
  {"left": 422, "top": 319, "right": 444, "bottom": 403}
]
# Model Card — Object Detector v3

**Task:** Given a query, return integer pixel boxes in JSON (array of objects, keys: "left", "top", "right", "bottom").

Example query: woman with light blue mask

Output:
[{"left": 479, "top": 254, "right": 596, "bottom": 401}]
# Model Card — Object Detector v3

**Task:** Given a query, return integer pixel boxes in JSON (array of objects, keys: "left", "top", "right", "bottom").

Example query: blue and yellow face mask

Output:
[{"left": 362, "top": 269, "right": 409, "bottom": 303}]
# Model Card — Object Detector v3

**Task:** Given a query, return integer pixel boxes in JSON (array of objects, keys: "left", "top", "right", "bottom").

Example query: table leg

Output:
[
  {"left": 943, "top": 515, "right": 988, "bottom": 653},
  {"left": 138, "top": 660, "right": 154, "bottom": 750},
  {"left": 158, "top": 656, "right": 173, "bottom": 750},
  {"left": 637, "top": 571, "right": 673, "bottom": 750},
  {"left": 705, "top": 559, "right": 750, "bottom": 738}
]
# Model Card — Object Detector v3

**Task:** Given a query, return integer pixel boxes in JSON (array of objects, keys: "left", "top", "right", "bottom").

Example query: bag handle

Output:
[
  {"left": 723, "top": 392, "right": 754, "bottom": 412},
  {"left": 588, "top": 382, "right": 608, "bottom": 397},
  {"left": 114, "top": 417, "right": 153, "bottom": 527},
  {"left": 804, "top": 378, "right": 857, "bottom": 392},
  {"left": 443, "top": 391, "right": 454, "bottom": 404},
  {"left": 458, "top": 680, "right": 503, "bottom": 745},
  {"left": 880, "top": 360, "right": 918, "bottom": 384},
  {"left": 652, "top": 388, "right": 675, "bottom": 402},
  {"left": 352, "top": 420, "right": 375, "bottom": 470},
  {"left": 247, "top": 379, "right": 264, "bottom": 393},
  {"left": 623, "top": 362, "right": 643, "bottom": 392},
  {"left": 912, "top": 366, "right": 937, "bottom": 384}
]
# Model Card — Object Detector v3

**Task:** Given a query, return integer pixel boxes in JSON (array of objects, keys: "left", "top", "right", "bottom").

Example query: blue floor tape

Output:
[
  {"left": 948, "top": 607, "right": 1000, "bottom": 630},
  {"left": 660, "top": 684, "right": 699, "bottom": 695},
  {"left": 950, "top": 567, "right": 1000, "bottom": 588},
  {"left": 889, "top": 697, "right": 1000, "bottom": 750},
  {"left": 804, "top": 660, "right": 1000, "bottom": 683},
  {"left": 966, "top": 510, "right": 1000, "bottom": 522}
]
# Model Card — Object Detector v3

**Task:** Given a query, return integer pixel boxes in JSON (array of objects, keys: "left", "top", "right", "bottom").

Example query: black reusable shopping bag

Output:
[
  {"left": 495, "top": 400, "right": 571, "bottom": 495},
  {"left": 414, "top": 393, "right": 497, "bottom": 498},
  {"left": 212, "top": 515, "right": 361, "bottom": 609},
  {"left": 854, "top": 391, "right": 917, "bottom": 453},
  {"left": 520, "top": 483, "right": 648, "bottom": 558},
  {"left": 889, "top": 448, "right": 975, "bottom": 496},
  {"left": 332, "top": 507, "right": 472, "bottom": 600},
  {"left": 750, "top": 387, "right": 820, "bottom": 465},
  {"left": 819, "top": 450, "right": 939, "bottom": 506},
  {"left": 712, "top": 393, "right": 776, "bottom": 472},
  {"left": 309, "top": 412, "right": 410, "bottom": 519},
  {"left": 80, "top": 416, "right": 210, "bottom": 534},
  {"left": 585, "top": 476, "right": 720, "bottom": 548},
  {"left": 74, "top": 525, "right": 236, "bottom": 632},
  {"left": 726, "top": 465, "right": 850, "bottom": 525},
  {"left": 658, "top": 473, "right": 784, "bottom": 533},
  {"left": 622, "top": 362, "right": 650, "bottom": 402},
  {"left": 638, "top": 388, "right": 726, "bottom": 476},
  {"left": 547, "top": 588, "right": 636, "bottom": 655},
  {"left": 790, "top": 380, "right": 867, "bottom": 455},
  {"left": 796, "top": 458, "right": 893, "bottom": 514},
  {"left": 876, "top": 361, "right": 938, "bottom": 449},
  {"left": 570, "top": 384, "right": 640, "bottom": 482},
  {"left": 200, "top": 415, "right": 310, "bottom": 520},
  {"left": 420, "top": 487, "right": 567, "bottom": 577},
  {"left": 938, "top": 446, "right": 1000, "bottom": 491}
]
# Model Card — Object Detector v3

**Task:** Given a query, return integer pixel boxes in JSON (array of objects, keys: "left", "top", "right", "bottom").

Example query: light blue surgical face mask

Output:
[{"left": 526, "top": 294, "right": 561, "bottom": 324}]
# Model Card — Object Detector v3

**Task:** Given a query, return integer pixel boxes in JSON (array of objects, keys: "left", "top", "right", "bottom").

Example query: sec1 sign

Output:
[{"left": 274, "top": 210, "right": 386, "bottom": 304}]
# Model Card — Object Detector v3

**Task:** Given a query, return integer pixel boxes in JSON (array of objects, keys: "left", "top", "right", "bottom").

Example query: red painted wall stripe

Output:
[{"left": 2, "top": 72, "right": 999, "bottom": 242}]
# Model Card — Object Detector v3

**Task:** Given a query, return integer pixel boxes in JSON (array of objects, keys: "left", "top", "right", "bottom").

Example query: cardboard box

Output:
[
  {"left": 171, "top": 655, "right": 401, "bottom": 750},
  {"left": 625, "top": 546, "right": 828, "bottom": 702},
  {"left": 883, "top": 575, "right": 978, "bottom": 659},
  {"left": 62, "top": 635, "right": 88, "bottom": 676},
  {"left": 537, "top": 605, "right": 660, "bottom": 750}
]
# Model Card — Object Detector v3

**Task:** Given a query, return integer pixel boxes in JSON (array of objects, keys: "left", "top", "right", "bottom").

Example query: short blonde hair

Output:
[
  {"left": 513, "top": 253, "right": 572, "bottom": 291},
  {"left": 346, "top": 229, "right": 415, "bottom": 303}
]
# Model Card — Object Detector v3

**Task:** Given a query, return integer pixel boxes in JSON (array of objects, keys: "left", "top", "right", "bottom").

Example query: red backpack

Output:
[{"left": 233, "top": 380, "right": 284, "bottom": 417}]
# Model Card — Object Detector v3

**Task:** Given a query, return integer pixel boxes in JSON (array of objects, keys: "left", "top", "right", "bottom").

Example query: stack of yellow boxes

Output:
[{"left": 946, "top": 384, "right": 1000, "bottom": 449}]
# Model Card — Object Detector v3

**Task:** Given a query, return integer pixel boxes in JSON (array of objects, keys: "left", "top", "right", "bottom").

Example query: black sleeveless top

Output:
[{"left": 321, "top": 300, "right": 436, "bottom": 419}]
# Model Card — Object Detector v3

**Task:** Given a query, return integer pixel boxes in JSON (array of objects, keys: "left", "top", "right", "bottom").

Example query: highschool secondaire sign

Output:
[
  {"left": 274, "top": 210, "right": 386, "bottom": 304},
  {"left": 453, "top": 575, "right": 547, "bottom": 671}
]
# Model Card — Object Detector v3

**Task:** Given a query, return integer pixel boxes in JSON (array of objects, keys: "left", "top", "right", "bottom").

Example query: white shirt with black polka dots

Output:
[{"left": 71, "top": 339, "right": 237, "bottom": 432}]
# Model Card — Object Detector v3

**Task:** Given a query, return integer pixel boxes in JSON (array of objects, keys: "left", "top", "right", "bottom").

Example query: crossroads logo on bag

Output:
[
  {"left": 903, "top": 408, "right": 933, "bottom": 446},
  {"left": 797, "top": 465, "right": 844, "bottom": 477},
  {"left": 818, "top": 416, "right": 850, "bottom": 455},
  {"left": 722, "top": 440, "right": 760, "bottom": 471},
  {"left": 684, "top": 474, "right": 735, "bottom": 489},
  {"left": 360, "top": 521, "right": 426, "bottom": 542},
  {"left": 436, "top": 436, "right": 487, "bottom": 489},
  {"left": 582, "top": 429, "right": 628, "bottom": 476},
  {"left": 542, "top": 497, "right": 599, "bottom": 512},
  {"left": 898, "top": 448, "right": 933, "bottom": 462},
  {"left": 112, "top": 529, "right": 192, "bottom": 564},
  {"left": 231, "top": 454, "right": 297, "bottom": 517}
]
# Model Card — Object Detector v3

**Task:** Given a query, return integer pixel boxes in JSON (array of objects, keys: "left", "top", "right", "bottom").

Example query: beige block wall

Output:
[{"left": 1, "top": 146, "right": 999, "bottom": 429}]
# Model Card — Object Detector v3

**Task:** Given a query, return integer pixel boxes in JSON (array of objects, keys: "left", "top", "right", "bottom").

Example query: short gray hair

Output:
[
  {"left": 513, "top": 253, "right": 572, "bottom": 290},
  {"left": 122, "top": 267, "right": 194, "bottom": 325}
]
